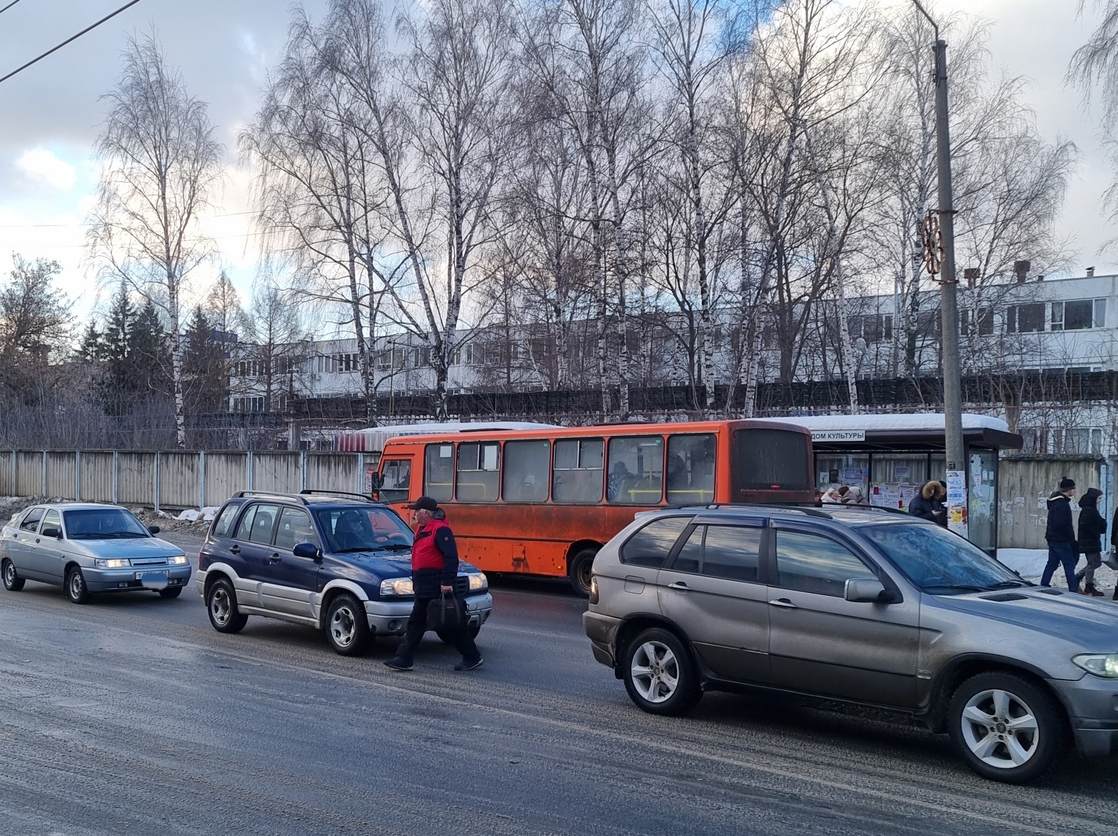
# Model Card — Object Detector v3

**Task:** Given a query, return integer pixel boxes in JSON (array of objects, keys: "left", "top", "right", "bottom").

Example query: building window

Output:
[
  {"left": 961, "top": 307, "right": 994, "bottom": 336},
  {"left": 1006, "top": 303, "right": 1045, "bottom": 333},
  {"left": 848, "top": 314, "right": 893, "bottom": 343},
  {"left": 1051, "top": 299, "right": 1105, "bottom": 331}
]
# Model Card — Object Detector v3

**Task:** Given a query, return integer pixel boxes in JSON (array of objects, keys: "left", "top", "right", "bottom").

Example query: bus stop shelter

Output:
[{"left": 768, "top": 413, "right": 1023, "bottom": 553}]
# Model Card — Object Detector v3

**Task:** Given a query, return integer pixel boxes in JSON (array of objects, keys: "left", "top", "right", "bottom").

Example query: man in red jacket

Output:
[{"left": 384, "top": 496, "right": 483, "bottom": 672}]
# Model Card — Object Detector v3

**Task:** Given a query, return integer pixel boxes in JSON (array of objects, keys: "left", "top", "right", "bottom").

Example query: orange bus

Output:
[{"left": 374, "top": 419, "right": 813, "bottom": 594}]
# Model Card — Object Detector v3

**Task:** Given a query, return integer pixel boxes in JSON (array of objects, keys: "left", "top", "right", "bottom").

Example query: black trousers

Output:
[{"left": 393, "top": 595, "right": 480, "bottom": 664}]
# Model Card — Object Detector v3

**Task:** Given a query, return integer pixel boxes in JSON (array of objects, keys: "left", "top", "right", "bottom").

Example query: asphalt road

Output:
[{"left": 1, "top": 531, "right": 1117, "bottom": 835}]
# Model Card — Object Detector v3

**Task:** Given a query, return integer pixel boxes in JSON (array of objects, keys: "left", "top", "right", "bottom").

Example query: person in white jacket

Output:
[{"left": 820, "top": 485, "right": 849, "bottom": 503}]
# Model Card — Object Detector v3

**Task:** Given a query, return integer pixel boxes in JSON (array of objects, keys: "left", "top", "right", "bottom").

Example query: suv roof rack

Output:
[
  {"left": 299, "top": 489, "right": 373, "bottom": 501},
  {"left": 234, "top": 490, "right": 308, "bottom": 504}
]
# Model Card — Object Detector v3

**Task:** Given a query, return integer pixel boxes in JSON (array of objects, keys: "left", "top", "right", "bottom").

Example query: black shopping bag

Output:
[{"left": 427, "top": 591, "right": 462, "bottom": 632}]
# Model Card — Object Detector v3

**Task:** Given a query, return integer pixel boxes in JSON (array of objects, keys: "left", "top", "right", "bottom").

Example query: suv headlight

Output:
[
  {"left": 168, "top": 555, "right": 188, "bottom": 566},
  {"left": 380, "top": 578, "right": 414, "bottom": 597},
  {"left": 466, "top": 572, "right": 488, "bottom": 592},
  {"left": 94, "top": 558, "right": 130, "bottom": 569},
  {"left": 1073, "top": 654, "right": 1118, "bottom": 678}
]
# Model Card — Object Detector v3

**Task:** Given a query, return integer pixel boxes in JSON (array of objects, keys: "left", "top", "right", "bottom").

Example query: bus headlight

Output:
[
  {"left": 380, "top": 578, "right": 414, "bottom": 597},
  {"left": 467, "top": 572, "right": 488, "bottom": 592}
]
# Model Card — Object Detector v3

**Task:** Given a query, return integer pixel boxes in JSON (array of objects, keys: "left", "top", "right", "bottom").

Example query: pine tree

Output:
[
  {"left": 182, "top": 307, "right": 227, "bottom": 414},
  {"left": 76, "top": 321, "right": 103, "bottom": 362},
  {"left": 130, "top": 301, "right": 172, "bottom": 397}
]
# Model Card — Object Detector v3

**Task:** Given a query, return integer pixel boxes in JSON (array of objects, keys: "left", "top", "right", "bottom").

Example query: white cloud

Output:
[{"left": 15, "top": 147, "right": 77, "bottom": 191}]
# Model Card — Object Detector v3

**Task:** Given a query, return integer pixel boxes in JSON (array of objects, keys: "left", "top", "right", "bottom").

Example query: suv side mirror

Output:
[
  {"left": 148, "top": 525, "right": 161, "bottom": 535},
  {"left": 293, "top": 542, "right": 322, "bottom": 561},
  {"left": 844, "top": 578, "right": 890, "bottom": 604}
]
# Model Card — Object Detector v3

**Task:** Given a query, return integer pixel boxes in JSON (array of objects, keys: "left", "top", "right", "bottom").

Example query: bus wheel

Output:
[{"left": 568, "top": 548, "right": 597, "bottom": 597}]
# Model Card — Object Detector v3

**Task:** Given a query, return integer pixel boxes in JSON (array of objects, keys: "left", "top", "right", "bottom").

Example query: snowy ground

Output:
[{"left": 998, "top": 548, "right": 1118, "bottom": 593}]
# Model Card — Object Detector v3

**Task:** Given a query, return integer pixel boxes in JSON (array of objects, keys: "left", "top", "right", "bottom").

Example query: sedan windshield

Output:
[
  {"left": 315, "top": 507, "right": 412, "bottom": 553},
  {"left": 63, "top": 509, "right": 151, "bottom": 540},
  {"left": 861, "top": 523, "right": 1027, "bottom": 594}
]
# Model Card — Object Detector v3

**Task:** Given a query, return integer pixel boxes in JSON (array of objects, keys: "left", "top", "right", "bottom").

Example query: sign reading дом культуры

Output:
[{"left": 810, "top": 430, "right": 866, "bottom": 443}]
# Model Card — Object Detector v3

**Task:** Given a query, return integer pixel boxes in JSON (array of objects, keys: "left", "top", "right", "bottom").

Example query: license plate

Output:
[{"left": 140, "top": 571, "right": 168, "bottom": 589}]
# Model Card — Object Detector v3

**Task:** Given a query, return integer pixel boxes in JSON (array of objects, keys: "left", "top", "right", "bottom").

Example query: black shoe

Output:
[
  {"left": 384, "top": 658, "right": 413, "bottom": 672},
  {"left": 454, "top": 657, "right": 484, "bottom": 672}
]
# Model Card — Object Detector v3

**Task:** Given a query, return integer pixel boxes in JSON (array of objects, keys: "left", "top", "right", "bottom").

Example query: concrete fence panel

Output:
[
  {"left": 159, "top": 452, "right": 200, "bottom": 509},
  {"left": 251, "top": 452, "right": 302, "bottom": 494},
  {"left": 0, "top": 451, "right": 13, "bottom": 495},
  {"left": 46, "top": 452, "right": 77, "bottom": 499},
  {"left": 116, "top": 453, "right": 158, "bottom": 507},
  {"left": 15, "top": 452, "right": 42, "bottom": 496},
  {"left": 998, "top": 456, "right": 1102, "bottom": 549},
  {"left": 305, "top": 454, "right": 361, "bottom": 494},
  {"left": 80, "top": 452, "right": 115, "bottom": 503},
  {"left": 205, "top": 453, "right": 247, "bottom": 506}
]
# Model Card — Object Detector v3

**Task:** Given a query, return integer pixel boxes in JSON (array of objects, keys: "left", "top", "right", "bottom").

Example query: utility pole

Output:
[{"left": 913, "top": 0, "right": 968, "bottom": 535}]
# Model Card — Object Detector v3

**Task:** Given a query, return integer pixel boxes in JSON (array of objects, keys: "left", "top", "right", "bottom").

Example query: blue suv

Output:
[{"left": 197, "top": 490, "right": 493, "bottom": 655}]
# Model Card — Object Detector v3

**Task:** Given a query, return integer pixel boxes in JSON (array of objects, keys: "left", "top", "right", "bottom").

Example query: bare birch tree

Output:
[{"left": 89, "top": 36, "right": 221, "bottom": 447}]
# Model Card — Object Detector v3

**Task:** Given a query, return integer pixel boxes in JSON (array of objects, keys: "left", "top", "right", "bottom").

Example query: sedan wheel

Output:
[
  {"left": 66, "top": 567, "right": 89, "bottom": 604},
  {"left": 2, "top": 559, "right": 24, "bottom": 592},
  {"left": 949, "top": 672, "right": 1064, "bottom": 783}
]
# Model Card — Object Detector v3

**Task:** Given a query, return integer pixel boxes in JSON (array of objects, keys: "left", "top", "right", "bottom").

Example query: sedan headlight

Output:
[
  {"left": 168, "top": 555, "right": 188, "bottom": 566},
  {"left": 94, "top": 558, "right": 131, "bottom": 569},
  {"left": 380, "top": 578, "right": 414, "bottom": 597},
  {"left": 466, "top": 572, "right": 488, "bottom": 592},
  {"left": 1073, "top": 654, "right": 1118, "bottom": 678}
]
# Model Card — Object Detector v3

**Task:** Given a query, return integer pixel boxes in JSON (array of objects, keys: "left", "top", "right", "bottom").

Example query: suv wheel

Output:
[
  {"left": 325, "top": 594, "right": 370, "bottom": 656},
  {"left": 2, "top": 559, "right": 24, "bottom": 591},
  {"left": 206, "top": 578, "right": 248, "bottom": 634},
  {"left": 948, "top": 672, "right": 1064, "bottom": 783},
  {"left": 622, "top": 627, "right": 701, "bottom": 716},
  {"left": 65, "top": 566, "right": 90, "bottom": 604},
  {"left": 568, "top": 548, "right": 597, "bottom": 597}
]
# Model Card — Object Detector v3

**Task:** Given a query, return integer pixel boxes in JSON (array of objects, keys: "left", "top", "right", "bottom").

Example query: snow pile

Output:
[
  {"left": 766, "top": 413, "right": 1010, "bottom": 433},
  {"left": 998, "top": 548, "right": 1118, "bottom": 592},
  {"left": 175, "top": 507, "right": 220, "bottom": 523}
]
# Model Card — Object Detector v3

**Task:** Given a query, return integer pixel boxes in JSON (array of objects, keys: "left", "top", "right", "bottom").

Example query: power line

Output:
[
  {"left": 0, "top": 0, "right": 143, "bottom": 86},
  {"left": 0, "top": 0, "right": 27, "bottom": 18}
]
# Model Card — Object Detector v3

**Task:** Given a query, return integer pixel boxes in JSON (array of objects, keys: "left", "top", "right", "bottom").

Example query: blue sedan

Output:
[{"left": 0, "top": 503, "right": 191, "bottom": 603}]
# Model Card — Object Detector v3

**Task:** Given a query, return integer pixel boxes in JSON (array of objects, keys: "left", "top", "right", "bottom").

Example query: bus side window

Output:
[
  {"left": 607, "top": 436, "right": 664, "bottom": 505},
  {"left": 379, "top": 459, "right": 411, "bottom": 503},
  {"left": 553, "top": 438, "right": 603, "bottom": 503},
  {"left": 456, "top": 441, "right": 500, "bottom": 502},
  {"left": 425, "top": 443, "right": 454, "bottom": 502},
  {"left": 503, "top": 440, "right": 549, "bottom": 502},
  {"left": 667, "top": 434, "right": 715, "bottom": 505}
]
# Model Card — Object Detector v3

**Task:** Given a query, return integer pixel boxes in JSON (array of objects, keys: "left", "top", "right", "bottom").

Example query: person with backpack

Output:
[
  {"left": 384, "top": 496, "right": 483, "bottom": 673},
  {"left": 1075, "top": 488, "right": 1107, "bottom": 596},
  {"left": 1041, "top": 477, "right": 1079, "bottom": 593}
]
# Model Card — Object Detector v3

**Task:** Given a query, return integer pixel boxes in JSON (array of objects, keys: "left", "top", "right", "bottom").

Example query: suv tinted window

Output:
[
  {"left": 775, "top": 530, "right": 872, "bottom": 597},
  {"left": 20, "top": 507, "right": 44, "bottom": 532},
  {"left": 211, "top": 503, "right": 240, "bottom": 539},
  {"left": 620, "top": 516, "right": 690, "bottom": 568},
  {"left": 669, "top": 524, "right": 761, "bottom": 582},
  {"left": 248, "top": 504, "right": 281, "bottom": 545},
  {"left": 275, "top": 507, "right": 316, "bottom": 550}
]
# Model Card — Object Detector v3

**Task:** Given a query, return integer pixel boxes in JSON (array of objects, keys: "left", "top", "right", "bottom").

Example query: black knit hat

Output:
[{"left": 1059, "top": 477, "right": 1076, "bottom": 491}]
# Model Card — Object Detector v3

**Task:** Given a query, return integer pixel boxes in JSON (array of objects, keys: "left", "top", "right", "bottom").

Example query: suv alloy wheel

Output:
[
  {"left": 622, "top": 627, "right": 701, "bottom": 716},
  {"left": 948, "top": 672, "right": 1064, "bottom": 783},
  {"left": 206, "top": 577, "right": 248, "bottom": 634},
  {"left": 324, "top": 593, "right": 370, "bottom": 656}
]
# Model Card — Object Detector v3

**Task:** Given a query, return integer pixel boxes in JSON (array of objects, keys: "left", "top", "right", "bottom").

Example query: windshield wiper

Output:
[
  {"left": 924, "top": 584, "right": 987, "bottom": 594},
  {"left": 983, "top": 580, "right": 1031, "bottom": 590},
  {"left": 378, "top": 543, "right": 411, "bottom": 552}
]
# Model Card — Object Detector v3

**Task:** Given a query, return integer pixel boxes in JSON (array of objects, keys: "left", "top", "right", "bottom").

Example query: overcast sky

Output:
[{"left": 0, "top": 0, "right": 1112, "bottom": 328}]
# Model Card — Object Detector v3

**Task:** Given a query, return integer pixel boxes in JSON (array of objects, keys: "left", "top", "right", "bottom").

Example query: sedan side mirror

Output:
[
  {"left": 148, "top": 525, "right": 161, "bottom": 535},
  {"left": 844, "top": 578, "right": 891, "bottom": 604},
  {"left": 41, "top": 526, "right": 61, "bottom": 539},
  {"left": 293, "top": 542, "right": 322, "bottom": 561}
]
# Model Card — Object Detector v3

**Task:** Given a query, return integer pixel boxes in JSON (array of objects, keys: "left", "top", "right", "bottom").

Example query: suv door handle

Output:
[
  {"left": 229, "top": 545, "right": 240, "bottom": 554},
  {"left": 267, "top": 553, "right": 281, "bottom": 564},
  {"left": 769, "top": 598, "right": 798, "bottom": 609},
  {"left": 667, "top": 581, "right": 689, "bottom": 591}
]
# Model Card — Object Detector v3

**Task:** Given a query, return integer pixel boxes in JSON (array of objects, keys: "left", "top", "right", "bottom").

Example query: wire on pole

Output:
[
  {"left": 0, "top": 0, "right": 26, "bottom": 18},
  {"left": 0, "top": 0, "right": 143, "bottom": 87}
]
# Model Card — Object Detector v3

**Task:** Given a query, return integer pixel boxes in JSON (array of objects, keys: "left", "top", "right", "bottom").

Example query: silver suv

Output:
[{"left": 584, "top": 504, "right": 1118, "bottom": 783}]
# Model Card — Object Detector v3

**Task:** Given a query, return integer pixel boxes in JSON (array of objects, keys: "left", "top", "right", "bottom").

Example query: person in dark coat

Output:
[
  {"left": 384, "top": 496, "right": 483, "bottom": 672},
  {"left": 1076, "top": 488, "right": 1107, "bottom": 596},
  {"left": 1041, "top": 477, "right": 1079, "bottom": 592},
  {"left": 908, "top": 480, "right": 947, "bottom": 527}
]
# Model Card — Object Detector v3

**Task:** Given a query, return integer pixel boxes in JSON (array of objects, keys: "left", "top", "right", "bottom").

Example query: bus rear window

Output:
[{"left": 731, "top": 429, "right": 809, "bottom": 491}]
